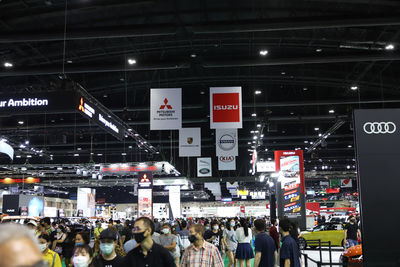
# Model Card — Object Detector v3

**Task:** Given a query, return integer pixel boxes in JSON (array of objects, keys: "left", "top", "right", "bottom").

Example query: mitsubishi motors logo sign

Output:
[
  {"left": 210, "top": 87, "right": 242, "bottom": 129},
  {"left": 159, "top": 98, "right": 172, "bottom": 110},
  {"left": 150, "top": 88, "right": 182, "bottom": 130}
]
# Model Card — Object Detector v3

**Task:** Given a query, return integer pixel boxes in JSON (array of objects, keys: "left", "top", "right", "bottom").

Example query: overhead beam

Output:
[{"left": 192, "top": 16, "right": 400, "bottom": 34}]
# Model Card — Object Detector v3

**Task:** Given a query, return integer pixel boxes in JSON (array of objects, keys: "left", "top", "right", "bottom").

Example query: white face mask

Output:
[
  {"left": 39, "top": 243, "right": 47, "bottom": 252},
  {"left": 73, "top": 256, "right": 90, "bottom": 267},
  {"left": 162, "top": 228, "right": 170, "bottom": 234},
  {"left": 213, "top": 225, "right": 219, "bottom": 230}
]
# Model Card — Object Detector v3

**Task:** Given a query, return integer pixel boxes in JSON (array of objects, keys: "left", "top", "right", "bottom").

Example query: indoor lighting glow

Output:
[
  {"left": 251, "top": 113, "right": 257, "bottom": 117},
  {"left": 73, "top": 154, "right": 79, "bottom": 157},
  {"left": 348, "top": 145, "right": 352, "bottom": 148},
  {"left": 97, "top": 153, "right": 103, "bottom": 156},
  {"left": 385, "top": 44, "right": 395, "bottom": 50},
  {"left": 257, "top": 124, "right": 261, "bottom": 128},
  {"left": 25, "top": 140, "right": 29, "bottom": 145},
  {"left": 254, "top": 90, "right": 262, "bottom": 95},
  {"left": 4, "top": 62, "right": 13, "bottom": 68},
  {"left": 314, "top": 127, "right": 319, "bottom": 131},
  {"left": 18, "top": 121, "right": 24, "bottom": 125},
  {"left": 329, "top": 109, "right": 335, "bottom": 114},
  {"left": 259, "top": 50, "right": 268, "bottom": 56},
  {"left": 253, "top": 136, "right": 258, "bottom": 140},
  {"left": 316, "top": 48, "right": 322, "bottom": 52},
  {"left": 127, "top": 58, "right": 137, "bottom": 65},
  {"left": 121, "top": 152, "right": 127, "bottom": 156},
  {"left": 350, "top": 86, "right": 358, "bottom": 90}
]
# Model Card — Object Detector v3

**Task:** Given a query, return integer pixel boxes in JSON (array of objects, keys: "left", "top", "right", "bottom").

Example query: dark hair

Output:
[
  {"left": 271, "top": 218, "right": 277, "bottom": 225},
  {"left": 116, "top": 220, "right": 121, "bottom": 224},
  {"left": 162, "top": 223, "right": 171, "bottom": 229},
  {"left": 211, "top": 220, "right": 219, "bottom": 227},
  {"left": 279, "top": 218, "right": 292, "bottom": 232},
  {"left": 73, "top": 244, "right": 93, "bottom": 259},
  {"left": 190, "top": 224, "right": 205, "bottom": 236},
  {"left": 135, "top": 217, "right": 155, "bottom": 235},
  {"left": 38, "top": 234, "right": 50, "bottom": 243},
  {"left": 226, "top": 219, "right": 233, "bottom": 231},
  {"left": 75, "top": 232, "right": 90, "bottom": 245},
  {"left": 240, "top": 218, "right": 249, "bottom": 237},
  {"left": 42, "top": 217, "right": 51, "bottom": 225},
  {"left": 181, "top": 220, "right": 187, "bottom": 228},
  {"left": 124, "top": 220, "right": 130, "bottom": 227},
  {"left": 254, "top": 219, "right": 266, "bottom": 232}
]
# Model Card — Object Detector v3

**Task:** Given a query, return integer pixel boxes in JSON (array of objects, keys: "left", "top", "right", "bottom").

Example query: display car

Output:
[
  {"left": 340, "top": 244, "right": 362, "bottom": 266},
  {"left": 299, "top": 222, "right": 345, "bottom": 249}
]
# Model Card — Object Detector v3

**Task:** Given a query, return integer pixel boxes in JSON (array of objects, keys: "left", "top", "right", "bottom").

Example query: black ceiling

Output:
[{"left": 0, "top": 0, "right": 400, "bottom": 184}]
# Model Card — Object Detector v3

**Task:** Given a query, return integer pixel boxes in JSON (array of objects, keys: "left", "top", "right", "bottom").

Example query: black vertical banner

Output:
[{"left": 354, "top": 109, "right": 400, "bottom": 266}]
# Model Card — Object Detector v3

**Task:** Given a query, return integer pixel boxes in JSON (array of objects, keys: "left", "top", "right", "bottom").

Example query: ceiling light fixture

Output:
[
  {"left": 281, "top": 71, "right": 286, "bottom": 75},
  {"left": 385, "top": 44, "right": 395, "bottom": 50},
  {"left": 329, "top": 109, "right": 335, "bottom": 114},
  {"left": 254, "top": 90, "right": 262, "bottom": 95},
  {"left": 253, "top": 136, "right": 258, "bottom": 140},
  {"left": 4, "top": 62, "right": 13, "bottom": 68},
  {"left": 350, "top": 85, "right": 358, "bottom": 90},
  {"left": 251, "top": 113, "right": 257, "bottom": 117},
  {"left": 259, "top": 50, "right": 268, "bottom": 56},
  {"left": 314, "top": 127, "right": 319, "bottom": 131},
  {"left": 127, "top": 58, "right": 136, "bottom": 65},
  {"left": 73, "top": 154, "right": 79, "bottom": 157},
  {"left": 190, "top": 54, "right": 197, "bottom": 58},
  {"left": 18, "top": 121, "right": 24, "bottom": 125},
  {"left": 316, "top": 48, "right": 322, "bottom": 52}
]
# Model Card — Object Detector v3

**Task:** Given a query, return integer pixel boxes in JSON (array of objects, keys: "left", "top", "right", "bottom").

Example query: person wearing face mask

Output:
[
  {"left": 75, "top": 232, "right": 90, "bottom": 247},
  {"left": 180, "top": 224, "right": 224, "bottom": 267},
  {"left": 223, "top": 219, "right": 237, "bottom": 267},
  {"left": 72, "top": 245, "right": 94, "bottom": 267},
  {"left": 38, "top": 234, "right": 62, "bottom": 267},
  {"left": 52, "top": 225, "right": 67, "bottom": 262},
  {"left": 159, "top": 224, "right": 179, "bottom": 266},
  {"left": 92, "top": 229, "right": 124, "bottom": 267},
  {"left": 124, "top": 217, "right": 175, "bottom": 267},
  {"left": 204, "top": 221, "right": 223, "bottom": 257},
  {"left": 344, "top": 215, "right": 361, "bottom": 248}
]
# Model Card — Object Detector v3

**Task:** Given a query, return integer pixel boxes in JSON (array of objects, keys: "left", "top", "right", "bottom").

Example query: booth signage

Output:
[
  {"left": 210, "top": 87, "right": 242, "bottom": 129},
  {"left": 100, "top": 163, "right": 158, "bottom": 175},
  {"left": 215, "top": 129, "right": 238, "bottom": 156},
  {"left": 77, "top": 96, "right": 125, "bottom": 140},
  {"left": 354, "top": 109, "right": 400, "bottom": 265},
  {"left": 0, "top": 92, "right": 77, "bottom": 113},
  {"left": 0, "top": 177, "right": 40, "bottom": 184},
  {"left": 150, "top": 88, "right": 182, "bottom": 130},
  {"left": 138, "top": 172, "right": 153, "bottom": 218},
  {"left": 275, "top": 150, "right": 306, "bottom": 229},
  {"left": 218, "top": 155, "right": 236, "bottom": 171},
  {"left": 256, "top": 161, "right": 276, "bottom": 172}
]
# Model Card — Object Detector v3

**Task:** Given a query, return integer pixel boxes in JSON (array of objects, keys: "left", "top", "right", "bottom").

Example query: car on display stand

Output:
[
  {"left": 299, "top": 222, "right": 345, "bottom": 249},
  {"left": 340, "top": 244, "right": 362, "bottom": 266}
]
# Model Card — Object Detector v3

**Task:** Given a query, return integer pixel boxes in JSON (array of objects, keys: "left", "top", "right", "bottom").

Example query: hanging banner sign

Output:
[
  {"left": 179, "top": 128, "right": 201, "bottom": 157},
  {"left": 168, "top": 186, "right": 181, "bottom": 219},
  {"left": 77, "top": 96, "right": 125, "bottom": 140},
  {"left": 218, "top": 156, "right": 236, "bottom": 171},
  {"left": 197, "top": 157, "right": 212, "bottom": 177},
  {"left": 150, "top": 88, "right": 182, "bottom": 130},
  {"left": 210, "top": 87, "right": 242, "bottom": 129},
  {"left": 275, "top": 150, "right": 306, "bottom": 229},
  {"left": 0, "top": 92, "right": 78, "bottom": 113},
  {"left": 215, "top": 129, "right": 238, "bottom": 156},
  {"left": 99, "top": 162, "right": 175, "bottom": 176},
  {"left": 138, "top": 172, "right": 153, "bottom": 218},
  {"left": 340, "top": 179, "right": 353, "bottom": 188}
]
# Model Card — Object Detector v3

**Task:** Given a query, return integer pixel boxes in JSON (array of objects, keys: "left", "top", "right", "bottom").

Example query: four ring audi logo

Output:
[{"left": 363, "top": 122, "right": 396, "bottom": 134}]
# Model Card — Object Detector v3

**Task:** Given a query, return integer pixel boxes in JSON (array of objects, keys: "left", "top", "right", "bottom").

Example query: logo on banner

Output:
[
  {"left": 363, "top": 122, "right": 396, "bottom": 134},
  {"left": 187, "top": 137, "right": 193, "bottom": 144},
  {"left": 150, "top": 88, "right": 182, "bottom": 130},
  {"left": 213, "top": 93, "right": 240, "bottom": 122},
  {"left": 197, "top": 158, "right": 212, "bottom": 177},
  {"left": 220, "top": 156, "right": 234, "bottom": 162},
  {"left": 179, "top": 128, "right": 201, "bottom": 157},
  {"left": 218, "top": 134, "right": 235, "bottom": 151},
  {"left": 159, "top": 98, "right": 173, "bottom": 110}
]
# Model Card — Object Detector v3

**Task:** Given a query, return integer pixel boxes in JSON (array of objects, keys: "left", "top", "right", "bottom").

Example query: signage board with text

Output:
[{"left": 210, "top": 87, "right": 242, "bottom": 129}]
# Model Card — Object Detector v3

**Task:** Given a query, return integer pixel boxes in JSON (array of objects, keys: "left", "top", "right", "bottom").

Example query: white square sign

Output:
[
  {"left": 150, "top": 88, "right": 182, "bottom": 130},
  {"left": 216, "top": 129, "right": 238, "bottom": 157},
  {"left": 179, "top": 128, "right": 201, "bottom": 157},
  {"left": 197, "top": 157, "right": 212, "bottom": 177}
]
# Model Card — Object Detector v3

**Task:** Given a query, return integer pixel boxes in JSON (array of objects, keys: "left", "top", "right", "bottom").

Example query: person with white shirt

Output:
[{"left": 235, "top": 218, "right": 254, "bottom": 267}]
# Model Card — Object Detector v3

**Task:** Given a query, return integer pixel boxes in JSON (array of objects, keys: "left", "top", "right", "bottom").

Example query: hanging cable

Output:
[{"left": 62, "top": 0, "right": 68, "bottom": 75}]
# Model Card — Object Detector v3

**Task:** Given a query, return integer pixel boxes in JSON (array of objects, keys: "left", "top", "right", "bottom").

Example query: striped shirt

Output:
[{"left": 180, "top": 240, "right": 224, "bottom": 267}]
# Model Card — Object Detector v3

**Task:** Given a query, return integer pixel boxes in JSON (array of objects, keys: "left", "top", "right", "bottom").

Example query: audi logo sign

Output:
[{"left": 363, "top": 122, "right": 396, "bottom": 134}]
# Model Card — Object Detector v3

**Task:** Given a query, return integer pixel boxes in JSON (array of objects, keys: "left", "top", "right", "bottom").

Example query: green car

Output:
[{"left": 299, "top": 222, "right": 345, "bottom": 249}]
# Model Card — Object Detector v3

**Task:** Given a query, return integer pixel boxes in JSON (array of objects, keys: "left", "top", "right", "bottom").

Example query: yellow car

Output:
[{"left": 299, "top": 222, "right": 345, "bottom": 249}]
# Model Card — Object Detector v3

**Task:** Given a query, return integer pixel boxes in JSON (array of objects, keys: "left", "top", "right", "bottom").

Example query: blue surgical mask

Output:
[
  {"left": 230, "top": 222, "right": 235, "bottom": 227},
  {"left": 205, "top": 226, "right": 210, "bottom": 230},
  {"left": 100, "top": 243, "right": 114, "bottom": 255},
  {"left": 75, "top": 242, "right": 84, "bottom": 247}
]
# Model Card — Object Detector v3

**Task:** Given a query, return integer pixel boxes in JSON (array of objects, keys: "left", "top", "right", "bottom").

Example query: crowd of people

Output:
[{"left": 0, "top": 216, "right": 310, "bottom": 267}]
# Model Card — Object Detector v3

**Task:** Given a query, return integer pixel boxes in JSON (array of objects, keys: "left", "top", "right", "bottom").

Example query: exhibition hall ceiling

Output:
[{"left": 0, "top": 0, "right": 399, "bottom": 183}]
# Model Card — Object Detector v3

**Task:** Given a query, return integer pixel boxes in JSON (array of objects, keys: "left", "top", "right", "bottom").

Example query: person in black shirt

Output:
[
  {"left": 253, "top": 219, "right": 275, "bottom": 267},
  {"left": 204, "top": 220, "right": 223, "bottom": 254},
  {"left": 123, "top": 217, "right": 175, "bottom": 267},
  {"left": 121, "top": 220, "right": 132, "bottom": 244},
  {"left": 93, "top": 228, "right": 124, "bottom": 267},
  {"left": 279, "top": 219, "right": 300, "bottom": 267},
  {"left": 344, "top": 215, "right": 361, "bottom": 248}
]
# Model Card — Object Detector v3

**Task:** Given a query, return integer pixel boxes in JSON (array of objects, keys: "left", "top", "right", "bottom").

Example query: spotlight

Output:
[{"left": 127, "top": 58, "right": 136, "bottom": 65}]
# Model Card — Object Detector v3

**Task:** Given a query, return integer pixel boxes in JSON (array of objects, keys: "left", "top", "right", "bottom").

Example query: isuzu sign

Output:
[{"left": 210, "top": 87, "right": 242, "bottom": 129}]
